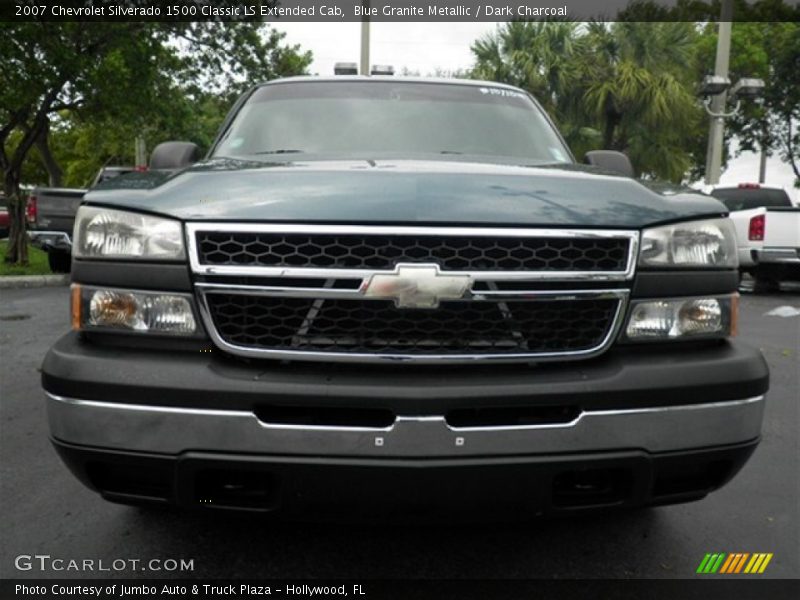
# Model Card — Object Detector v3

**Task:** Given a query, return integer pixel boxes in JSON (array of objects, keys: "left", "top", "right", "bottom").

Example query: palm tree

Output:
[
  {"left": 470, "top": 21, "right": 703, "bottom": 182},
  {"left": 472, "top": 21, "right": 584, "bottom": 117},
  {"left": 579, "top": 22, "right": 702, "bottom": 180}
]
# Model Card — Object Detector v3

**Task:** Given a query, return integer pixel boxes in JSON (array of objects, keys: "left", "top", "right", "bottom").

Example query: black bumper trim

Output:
[
  {"left": 72, "top": 260, "right": 193, "bottom": 291},
  {"left": 42, "top": 332, "right": 769, "bottom": 413},
  {"left": 53, "top": 438, "right": 759, "bottom": 517},
  {"left": 632, "top": 270, "right": 739, "bottom": 297}
]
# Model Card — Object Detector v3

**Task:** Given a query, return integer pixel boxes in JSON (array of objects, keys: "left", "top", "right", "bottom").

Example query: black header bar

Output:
[{"left": 4, "top": 0, "right": 800, "bottom": 22}]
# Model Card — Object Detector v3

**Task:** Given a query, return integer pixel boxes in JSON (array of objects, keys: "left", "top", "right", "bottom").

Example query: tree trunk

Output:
[
  {"left": 602, "top": 97, "right": 621, "bottom": 149},
  {"left": 3, "top": 178, "right": 28, "bottom": 266},
  {"left": 785, "top": 118, "right": 800, "bottom": 182},
  {"left": 34, "top": 121, "right": 63, "bottom": 187},
  {"left": 2, "top": 116, "right": 50, "bottom": 265}
]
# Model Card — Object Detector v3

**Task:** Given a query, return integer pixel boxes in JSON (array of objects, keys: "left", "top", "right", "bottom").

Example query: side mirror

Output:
[
  {"left": 584, "top": 150, "right": 634, "bottom": 178},
  {"left": 149, "top": 141, "right": 200, "bottom": 170}
]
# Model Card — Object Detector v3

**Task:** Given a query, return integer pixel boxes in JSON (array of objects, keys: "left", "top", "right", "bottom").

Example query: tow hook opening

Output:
[
  {"left": 86, "top": 461, "right": 172, "bottom": 504},
  {"left": 193, "top": 469, "right": 279, "bottom": 510},
  {"left": 552, "top": 468, "right": 633, "bottom": 508}
]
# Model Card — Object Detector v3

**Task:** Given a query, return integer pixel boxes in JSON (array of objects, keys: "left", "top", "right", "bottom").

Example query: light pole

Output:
[
  {"left": 360, "top": 0, "right": 370, "bottom": 76},
  {"left": 700, "top": 75, "right": 765, "bottom": 186},
  {"left": 701, "top": 0, "right": 765, "bottom": 186},
  {"left": 704, "top": 0, "right": 734, "bottom": 186}
]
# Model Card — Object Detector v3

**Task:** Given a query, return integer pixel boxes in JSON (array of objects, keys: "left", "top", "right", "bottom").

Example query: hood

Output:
[{"left": 84, "top": 157, "right": 726, "bottom": 229}]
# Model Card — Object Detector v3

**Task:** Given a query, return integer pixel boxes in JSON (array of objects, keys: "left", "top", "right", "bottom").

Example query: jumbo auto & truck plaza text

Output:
[{"left": 15, "top": 583, "right": 366, "bottom": 597}]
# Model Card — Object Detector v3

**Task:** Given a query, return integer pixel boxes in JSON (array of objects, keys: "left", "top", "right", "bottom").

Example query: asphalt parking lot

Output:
[{"left": 1, "top": 283, "right": 797, "bottom": 580}]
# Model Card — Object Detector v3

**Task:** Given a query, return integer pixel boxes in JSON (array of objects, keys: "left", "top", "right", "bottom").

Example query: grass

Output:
[{"left": 0, "top": 240, "right": 52, "bottom": 276}]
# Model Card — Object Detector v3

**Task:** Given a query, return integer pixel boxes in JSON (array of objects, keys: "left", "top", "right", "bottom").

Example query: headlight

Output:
[
  {"left": 73, "top": 206, "right": 185, "bottom": 260},
  {"left": 72, "top": 285, "right": 200, "bottom": 336},
  {"left": 639, "top": 218, "right": 737, "bottom": 268},
  {"left": 621, "top": 295, "right": 737, "bottom": 341}
]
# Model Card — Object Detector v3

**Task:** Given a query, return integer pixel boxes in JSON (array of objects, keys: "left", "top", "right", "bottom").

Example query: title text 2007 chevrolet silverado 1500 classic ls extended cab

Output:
[{"left": 42, "top": 78, "right": 769, "bottom": 517}]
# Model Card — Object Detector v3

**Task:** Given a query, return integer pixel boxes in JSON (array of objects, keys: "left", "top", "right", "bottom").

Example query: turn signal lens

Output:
[
  {"left": 623, "top": 295, "right": 736, "bottom": 341},
  {"left": 90, "top": 291, "right": 140, "bottom": 329},
  {"left": 77, "top": 287, "right": 199, "bottom": 336},
  {"left": 70, "top": 284, "right": 81, "bottom": 331}
]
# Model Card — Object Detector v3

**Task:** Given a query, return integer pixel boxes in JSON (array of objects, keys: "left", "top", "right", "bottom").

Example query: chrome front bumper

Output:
[
  {"left": 28, "top": 230, "right": 72, "bottom": 252},
  {"left": 46, "top": 392, "right": 765, "bottom": 458},
  {"left": 755, "top": 247, "right": 800, "bottom": 265}
]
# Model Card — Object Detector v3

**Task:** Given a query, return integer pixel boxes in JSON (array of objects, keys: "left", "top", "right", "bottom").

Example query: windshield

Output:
[
  {"left": 711, "top": 187, "right": 793, "bottom": 211},
  {"left": 213, "top": 81, "right": 572, "bottom": 163}
]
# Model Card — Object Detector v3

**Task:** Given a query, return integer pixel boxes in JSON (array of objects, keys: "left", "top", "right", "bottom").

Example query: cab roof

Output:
[{"left": 255, "top": 75, "right": 528, "bottom": 94}]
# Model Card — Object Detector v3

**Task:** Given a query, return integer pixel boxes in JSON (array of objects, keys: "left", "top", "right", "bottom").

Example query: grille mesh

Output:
[
  {"left": 205, "top": 294, "right": 619, "bottom": 355},
  {"left": 196, "top": 232, "right": 630, "bottom": 272}
]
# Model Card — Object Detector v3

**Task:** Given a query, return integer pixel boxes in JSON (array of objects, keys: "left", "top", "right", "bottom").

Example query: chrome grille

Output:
[
  {"left": 196, "top": 231, "right": 630, "bottom": 272},
  {"left": 188, "top": 224, "right": 637, "bottom": 363},
  {"left": 205, "top": 294, "right": 619, "bottom": 355}
]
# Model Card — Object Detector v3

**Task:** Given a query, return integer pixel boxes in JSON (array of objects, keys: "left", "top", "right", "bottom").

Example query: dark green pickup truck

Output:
[{"left": 42, "top": 77, "right": 768, "bottom": 517}]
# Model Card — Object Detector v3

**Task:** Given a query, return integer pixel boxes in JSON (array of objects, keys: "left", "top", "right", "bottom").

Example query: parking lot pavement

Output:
[{"left": 1, "top": 284, "right": 797, "bottom": 580}]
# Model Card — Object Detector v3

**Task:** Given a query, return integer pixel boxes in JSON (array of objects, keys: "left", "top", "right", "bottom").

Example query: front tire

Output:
[{"left": 48, "top": 251, "right": 72, "bottom": 273}]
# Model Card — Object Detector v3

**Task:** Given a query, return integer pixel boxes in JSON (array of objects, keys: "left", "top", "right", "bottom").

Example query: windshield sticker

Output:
[
  {"left": 478, "top": 87, "right": 527, "bottom": 100},
  {"left": 228, "top": 138, "right": 244, "bottom": 148}
]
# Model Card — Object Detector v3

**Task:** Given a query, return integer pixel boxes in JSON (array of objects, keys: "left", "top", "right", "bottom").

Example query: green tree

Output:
[
  {"left": 695, "top": 21, "right": 799, "bottom": 185},
  {"left": 47, "top": 90, "right": 240, "bottom": 189},
  {"left": 580, "top": 21, "right": 702, "bottom": 180},
  {"left": 472, "top": 21, "right": 585, "bottom": 119},
  {"left": 611, "top": 1, "right": 799, "bottom": 183},
  {"left": 618, "top": 0, "right": 800, "bottom": 23},
  {"left": 470, "top": 21, "right": 702, "bottom": 182},
  {"left": 471, "top": 21, "right": 603, "bottom": 157},
  {"left": 0, "top": 20, "right": 311, "bottom": 265}
]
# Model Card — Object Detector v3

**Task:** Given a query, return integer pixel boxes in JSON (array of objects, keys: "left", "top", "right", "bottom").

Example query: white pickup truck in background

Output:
[{"left": 710, "top": 184, "right": 800, "bottom": 291}]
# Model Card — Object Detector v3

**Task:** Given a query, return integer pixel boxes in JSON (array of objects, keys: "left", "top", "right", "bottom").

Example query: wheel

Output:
[{"left": 47, "top": 251, "right": 72, "bottom": 273}]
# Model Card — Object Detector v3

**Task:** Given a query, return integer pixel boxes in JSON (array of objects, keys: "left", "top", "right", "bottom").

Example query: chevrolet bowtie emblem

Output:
[{"left": 361, "top": 264, "right": 472, "bottom": 309}]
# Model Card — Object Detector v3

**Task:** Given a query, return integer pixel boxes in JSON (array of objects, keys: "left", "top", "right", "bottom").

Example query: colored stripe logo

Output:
[{"left": 697, "top": 553, "right": 773, "bottom": 574}]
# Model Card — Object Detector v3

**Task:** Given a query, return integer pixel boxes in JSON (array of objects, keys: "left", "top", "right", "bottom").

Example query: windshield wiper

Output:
[
  {"left": 438, "top": 150, "right": 463, "bottom": 155},
  {"left": 253, "top": 149, "right": 304, "bottom": 155}
]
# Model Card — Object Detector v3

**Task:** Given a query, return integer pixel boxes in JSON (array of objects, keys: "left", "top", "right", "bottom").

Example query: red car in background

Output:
[
  {"left": 0, "top": 196, "right": 9, "bottom": 238},
  {"left": 0, "top": 194, "right": 37, "bottom": 239}
]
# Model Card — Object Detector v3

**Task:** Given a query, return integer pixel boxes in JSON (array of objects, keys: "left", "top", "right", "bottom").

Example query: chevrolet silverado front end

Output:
[{"left": 42, "top": 78, "right": 769, "bottom": 516}]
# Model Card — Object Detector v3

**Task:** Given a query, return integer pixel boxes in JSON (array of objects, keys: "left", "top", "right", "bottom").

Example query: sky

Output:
[
  {"left": 275, "top": 22, "right": 497, "bottom": 76},
  {"left": 274, "top": 22, "right": 798, "bottom": 203}
]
